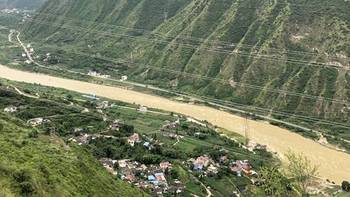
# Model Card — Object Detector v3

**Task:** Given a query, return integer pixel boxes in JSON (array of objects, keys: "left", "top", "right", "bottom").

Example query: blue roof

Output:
[{"left": 148, "top": 175, "right": 156, "bottom": 181}]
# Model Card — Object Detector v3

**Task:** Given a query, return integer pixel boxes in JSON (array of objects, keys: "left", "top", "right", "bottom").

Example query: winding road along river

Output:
[{"left": 0, "top": 64, "right": 349, "bottom": 183}]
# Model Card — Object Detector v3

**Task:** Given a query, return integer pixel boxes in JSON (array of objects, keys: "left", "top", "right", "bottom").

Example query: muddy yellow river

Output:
[{"left": 0, "top": 65, "right": 349, "bottom": 183}]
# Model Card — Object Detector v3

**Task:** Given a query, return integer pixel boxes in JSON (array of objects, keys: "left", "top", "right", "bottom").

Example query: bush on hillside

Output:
[{"left": 342, "top": 181, "right": 350, "bottom": 192}]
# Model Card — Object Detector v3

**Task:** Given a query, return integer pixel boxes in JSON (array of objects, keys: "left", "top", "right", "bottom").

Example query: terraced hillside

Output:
[{"left": 21, "top": 0, "right": 350, "bottom": 147}]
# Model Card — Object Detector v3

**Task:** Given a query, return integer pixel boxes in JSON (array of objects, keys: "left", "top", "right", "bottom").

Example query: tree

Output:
[
  {"left": 342, "top": 181, "right": 350, "bottom": 192},
  {"left": 28, "top": 130, "right": 39, "bottom": 138},
  {"left": 66, "top": 94, "right": 73, "bottom": 101},
  {"left": 258, "top": 166, "right": 292, "bottom": 197},
  {"left": 285, "top": 151, "right": 318, "bottom": 196},
  {"left": 169, "top": 168, "right": 179, "bottom": 179}
]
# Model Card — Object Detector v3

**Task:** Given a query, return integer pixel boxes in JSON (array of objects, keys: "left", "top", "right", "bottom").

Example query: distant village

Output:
[{"left": 66, "top": 100, "right": 261, "bottom": 196}]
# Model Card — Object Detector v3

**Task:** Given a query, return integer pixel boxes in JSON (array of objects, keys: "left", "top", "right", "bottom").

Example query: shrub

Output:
[
  {"left": 12, "top": 169, "right": 36, "bottom": 195},
  {"left": 28, "top": 130, "right": 39, "bottom": 138},
  {"left": 342, "top": 181, "right": 350, "bottom": 192}
]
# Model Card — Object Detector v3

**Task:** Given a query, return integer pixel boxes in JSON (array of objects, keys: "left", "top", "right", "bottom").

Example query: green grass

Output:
[{"left": 0, "top": 113, "right": 146, "bottom": 196}]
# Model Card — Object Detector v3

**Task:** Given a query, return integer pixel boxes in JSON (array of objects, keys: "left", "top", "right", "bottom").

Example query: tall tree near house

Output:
[
  {"left": 258, "top": 166, "right": 293, "bottom": 197},
  {"left": 285, "top": 151, "right": 319, "bottom": 196}
]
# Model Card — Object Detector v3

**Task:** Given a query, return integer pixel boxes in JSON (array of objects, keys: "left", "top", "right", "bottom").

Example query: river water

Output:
[{"left": 0, "top": 65, "right": 349, "bottom": 183}]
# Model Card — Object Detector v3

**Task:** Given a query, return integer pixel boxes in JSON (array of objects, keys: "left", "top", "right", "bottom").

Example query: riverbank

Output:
[{"left": 0, "top": 64, "right": 349, "bottom": 183}]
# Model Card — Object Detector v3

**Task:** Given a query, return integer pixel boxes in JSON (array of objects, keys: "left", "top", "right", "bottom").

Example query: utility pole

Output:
[
  {"left": 244, "top": 114, "right": 250, "bottom": 146},
  {"left": 164, "top": 1, "right": 169, "bottom": 21}
]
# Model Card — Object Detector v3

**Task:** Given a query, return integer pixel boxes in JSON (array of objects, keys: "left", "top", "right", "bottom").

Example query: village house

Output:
[
  {"left": 27, "top": 118, "right": 50, "bottom": 127},
  {"left": 121, "top": 75, "right": 128, "bottom": 81},
  {"left": 136, "top": 164, "right": 148, "bottom": 172},
  {"left": 4, "top": 106, "right": 17, "bottom": 113},
  {"left": 138, "top": 106, "right": 148, "bottom": 113},
  {"left": 128, "top": 133, "right": 141, "bottom": 147},
  {"left": 96, "top": 101, "right": 110, "bottom": 109},
  {"left": 120, "top": 168, "right": 137, "bottom": 183},
  {"left": 143, "top": 141, "right": 154, "bottom": 150},
  {"left": 161, "top": 120, "right": 179, "bottom": 131},
  {"left": 109, "top": 120, "right": 121, "bottom": 131},
  {"left": 219, "top": 155, "right": 228, "bottom": 163},
  {"left": 118, "top": 159, "right": 129, "bottom": 168},
  {"left": 229, "top": 160, "right": 255, "bottom": 177},
  {"left": 73, "top": 128, "right": 84, "bottom": 133},
  {"left": 69, "top": 133, "right": 95, "bottom": 145},
  {"left": 192, "top": 156, "right": 211, "bottom": 171},
  {"left": 207, "top": 164, "right": 219, "bottom": 175},
  {"left": 125, "top": 174, "right": 136, "bottom": 183},
  {"left": 155, "top": 173, "right": 167, "bottom": 185},
  {"left": 159, "top": 161, "right": 172, "bottom": 171},
  {"left": 99, "top": 158, "right": 117, "bottom": 175}
]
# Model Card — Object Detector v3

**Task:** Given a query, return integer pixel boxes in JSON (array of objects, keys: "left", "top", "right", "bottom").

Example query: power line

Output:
[
  {"left": 13, "top": 38, "right": 350, "bottom": 130},
  {"left": 26, "top": 41, "right": 350, "bottom": 105},
  {"left": 24, "top": 18, "right": 349, "bottom": 73},
  {"left": 22, "top": 56, "right": 350, "bottom": 129},
  {"left": 10, "top": 30, "right": 349, "bottom": 129},
  {"left": 27, "top": 12, "right": 342, "bottom": 59}
]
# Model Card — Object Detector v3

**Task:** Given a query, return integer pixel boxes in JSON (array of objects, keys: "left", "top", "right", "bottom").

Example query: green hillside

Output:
[
  {"left": 20, "top": 0, "right": 350, "bottom": 147},
  {"left": 0, "top": 0, "right": 46, "bottom": 9},
  {"left": 0, "top": 113, "right": 145, "bottom": 196}
]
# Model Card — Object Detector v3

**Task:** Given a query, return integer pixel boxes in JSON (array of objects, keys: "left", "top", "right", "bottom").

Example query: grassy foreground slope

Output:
[{"left": 0, "top": 113, "right": 145, "bottom": 196}]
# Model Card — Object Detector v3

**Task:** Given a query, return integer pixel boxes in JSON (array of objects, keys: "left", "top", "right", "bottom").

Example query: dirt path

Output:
[{"left": 0, "top": 64, "right": 349, "bottom": 184}]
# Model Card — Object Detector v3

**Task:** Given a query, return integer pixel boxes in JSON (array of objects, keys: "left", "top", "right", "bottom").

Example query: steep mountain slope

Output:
[
  {"left": 0, "top": 113, "right": 145, "bottom": 196},
  {"left": 22, "top": 0, "right": 350, "bottom": 144},
  {"left": 0, "top": 0, "right": 46, "bottom": 9}
]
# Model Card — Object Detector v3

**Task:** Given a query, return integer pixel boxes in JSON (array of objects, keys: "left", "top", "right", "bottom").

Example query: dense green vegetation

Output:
[
  {"left": 15, "top": 0, "right": 349, "bottom": 150},
  {"left": 0, "top": 114, "right": 145, "bottom": 196},
  {"left": 0, "top": 79, "right": 277, "bottom": 196},
  {"left": 0, "top": 0, "right": 46, "bottom": 10}
]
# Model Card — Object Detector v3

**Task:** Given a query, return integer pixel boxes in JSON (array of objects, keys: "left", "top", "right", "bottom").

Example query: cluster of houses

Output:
[
  {"left": 68, "top": 132, "right": 117, "bottom": 145},
  {"left": 27, "top": 118, "right": 50, "bottom": 127},
  {"left": 127, "top": 133, "right": 160, "bottom": 150},
  {"left": 99, "top": 159, "right": 184, "bottom": 195},
  {"left": 4, "top": 106, "right": 17, "bottom": 113},
  {"left": 62, "top": 105, "right": 260, "bottom": 195},
  {"left": 42, "top": 53, "right": 52, "bottom": 62},
  {"left": 88, "top": 70, "right": 111, "bottom": 79},
  {"left": 4, "top": 107, "right": 52, "bottom": 127},
  {"left": 187, "top": 155, "right": 256, "bottom": 178},
  {"left": 229, "top": 160, "right": 257, "bottom": 177},
  {"left": 1, "top": 8, "right": 20, "bottom": 14},
  {"left": 188, "top": 156, "right": 219, "bottom": 176},
  {"left": 96, "top": 101, "right": 111, "bottom": 110},
  {"left": 127, "top": 133, "right": 142, "bottom": 147}
]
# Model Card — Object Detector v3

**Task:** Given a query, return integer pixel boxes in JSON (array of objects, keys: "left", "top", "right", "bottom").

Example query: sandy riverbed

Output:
[{"left": 0, "top": 65, "right": 349, "bottom": 183}]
